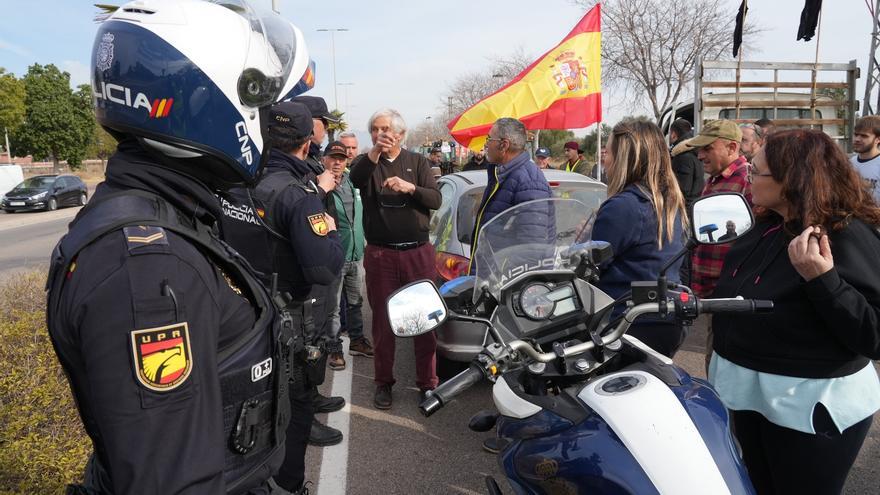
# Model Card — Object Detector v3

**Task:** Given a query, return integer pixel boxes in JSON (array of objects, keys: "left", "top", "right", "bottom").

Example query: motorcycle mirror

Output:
[
  {"left": 691, "top": 193, "right": 754, "bottom": 245},
  {"left": 387, "top": 280, "right": 448, "bottom": 337}
]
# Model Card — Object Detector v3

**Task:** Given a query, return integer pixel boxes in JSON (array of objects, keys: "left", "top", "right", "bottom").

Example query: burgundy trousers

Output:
[{"left": 363, "top": 242, "right": 438, "bottom": 390}]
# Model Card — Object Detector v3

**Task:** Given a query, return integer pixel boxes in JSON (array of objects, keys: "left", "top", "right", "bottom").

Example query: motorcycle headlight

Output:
[{"left": 31, "top": 191, "right": 47, "bottom": 200}]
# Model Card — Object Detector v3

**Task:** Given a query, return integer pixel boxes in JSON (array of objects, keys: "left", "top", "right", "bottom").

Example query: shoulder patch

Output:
[
  {"left": 308, "top": 213, "right": 329, "bottom": 236},
  {"left": 124, "top": 225, "right": 169, "bottom": 251},
  {"left": 130, "top": 322, "right": 193, "bottom": 392}
]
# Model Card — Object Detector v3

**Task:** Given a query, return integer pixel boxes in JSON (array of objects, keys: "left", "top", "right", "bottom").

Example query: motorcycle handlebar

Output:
[
  {"left": 699, "top": 298, "right": 773, "bottom": 314},
  {"left": 419, "top": 364, "right": 485, "bottom": 417}
]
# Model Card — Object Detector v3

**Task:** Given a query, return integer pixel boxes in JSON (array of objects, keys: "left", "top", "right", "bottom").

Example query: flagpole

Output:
[{"left": 595, "top": 121, "right": 602, "bottom": 182}]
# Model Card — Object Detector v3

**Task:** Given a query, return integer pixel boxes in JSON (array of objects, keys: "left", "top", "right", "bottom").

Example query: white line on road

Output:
[{"left": 317, "top": 337, "right": 353, "bottom": 495}]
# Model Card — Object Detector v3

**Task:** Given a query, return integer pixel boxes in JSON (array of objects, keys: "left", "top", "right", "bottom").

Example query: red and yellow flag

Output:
[{"left": 448, "top": 5, "right": 602, "bottom": 151}]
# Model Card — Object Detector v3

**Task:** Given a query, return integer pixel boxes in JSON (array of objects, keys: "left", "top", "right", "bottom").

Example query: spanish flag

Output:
[{"left": 448, "top": 4, "right": 602, "bottom": 151}]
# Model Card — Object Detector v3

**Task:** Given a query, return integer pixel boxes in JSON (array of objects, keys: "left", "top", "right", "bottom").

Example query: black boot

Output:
[
  {"left": 312, "top": 391, "right": 345, "bottom": 413},
  {"left": 308, "top": 419, "right": 343, "bottom": 446}
]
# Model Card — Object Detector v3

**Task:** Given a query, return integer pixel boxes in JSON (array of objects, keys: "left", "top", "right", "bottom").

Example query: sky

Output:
[{"left": 0, "top": 0, "right": 875, "bottom": 147}]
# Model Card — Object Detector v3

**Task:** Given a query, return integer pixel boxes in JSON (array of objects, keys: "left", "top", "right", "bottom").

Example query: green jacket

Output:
[{"left": 328, "top": 172, "right": 365, "bottom": 261}]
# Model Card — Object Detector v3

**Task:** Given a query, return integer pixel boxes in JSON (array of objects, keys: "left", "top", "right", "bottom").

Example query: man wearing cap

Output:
[
  {"left": 293, "top": 95, "right": 339, "bottom": 174},
  {"left": 428, "top": 147, "right": 444, "bottom": 177},
  {"left": 563, "top": 141, "right": 591, "bottom": 175},
  {"left": 535, "top": 147, "right": 551, "bottom": 169},
  {"left": 684, "top": 119, "right": 752, "bottom": 299},
  {"left": 322, "top": 141, "right": 372, "bottom": 372},
  {"left": 218, "top": 101, "right": 344, "bottom": 493},
  {"left": 683, "top": 119, "right": 752, "bottom": 372}
]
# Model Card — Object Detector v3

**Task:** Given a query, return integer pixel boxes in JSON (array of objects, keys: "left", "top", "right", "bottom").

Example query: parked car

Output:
[
  {"left": 1, "top": 175, "right": 88, "bottom": 213},
  {"left": 429, "top": 168, "right": 606, "bottom": 376}
]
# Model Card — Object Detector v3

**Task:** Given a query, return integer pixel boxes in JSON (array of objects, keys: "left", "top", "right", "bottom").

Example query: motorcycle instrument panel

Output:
[{"left": 513, "top": 282, "right": 580, "bottom": 322}]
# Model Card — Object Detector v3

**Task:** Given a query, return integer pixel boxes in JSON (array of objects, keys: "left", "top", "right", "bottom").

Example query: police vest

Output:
[{"left": 46, "top": 190, "right": 294, "bottom": 493}]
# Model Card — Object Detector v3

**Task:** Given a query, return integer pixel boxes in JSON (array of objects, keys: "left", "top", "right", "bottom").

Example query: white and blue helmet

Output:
[{"left": 91, "top": 0, "right": 315, "bottom": 184}]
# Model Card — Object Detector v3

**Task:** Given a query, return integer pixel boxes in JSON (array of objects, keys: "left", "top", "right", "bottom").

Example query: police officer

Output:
[
  {"left": 220, "top": 101, "right": 344, "bottom": 493},
  {"left": 293, "top": 95, "right": 339, "bottom": 174},
  {"left": 273, "top": 95, "right": 347, "bottom": 446},
  {"left": 46, "top": 1, "right": 310, "bottom": 493}
]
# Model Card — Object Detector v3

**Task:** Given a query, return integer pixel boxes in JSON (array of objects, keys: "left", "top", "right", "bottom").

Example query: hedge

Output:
[{"left": 0, "top": 270, "right": 89, "bottom": 494}]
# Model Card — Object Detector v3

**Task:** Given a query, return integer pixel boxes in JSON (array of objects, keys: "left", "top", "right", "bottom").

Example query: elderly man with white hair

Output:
[{"left": 349, "top": 108, "right": 442, "bottom": 410}]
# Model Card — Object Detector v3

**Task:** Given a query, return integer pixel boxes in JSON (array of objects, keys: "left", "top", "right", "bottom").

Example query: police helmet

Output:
[{"left": 91, "top": 0, "right": 315, "bottom": 185}]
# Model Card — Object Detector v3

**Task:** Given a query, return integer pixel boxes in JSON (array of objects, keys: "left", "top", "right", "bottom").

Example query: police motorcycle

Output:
[{"left": 387, "top": 194, "right": 769, "bottom": 494}]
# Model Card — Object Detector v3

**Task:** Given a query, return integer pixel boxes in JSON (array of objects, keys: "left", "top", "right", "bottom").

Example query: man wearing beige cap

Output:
[
  {"left": 684, "top": 119, "right": 751, "bottom": 298},
  {"left": 684, "top": 120, "right": 752, "bottom": 371}
]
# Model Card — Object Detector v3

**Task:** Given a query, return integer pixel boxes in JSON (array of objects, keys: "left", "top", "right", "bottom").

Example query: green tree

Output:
[
  {"left": 581, "top": 123, "right": 613, "bottom": 160},
  {"left": 326, "top": 109, "right": 347, "bottom": 142},
  {"left": 12, "top": 64, "right": 95, "bottom": 172},
  {"left": 0, "top": 68, "right": 26, "bottom": 157},
  {"left": 538, "top": 129, "right": 575, "bottom": 158},
  {"left": 87, "top": 124, "right": 118, "bottom": 167}
]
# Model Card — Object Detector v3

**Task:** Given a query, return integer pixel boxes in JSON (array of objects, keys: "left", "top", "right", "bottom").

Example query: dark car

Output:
[
  {"left": 429, "top": 169, "right": 606, "bottom": 376},
  {"left": 1, "top": 175, "right": 88, "bottom": 213}
]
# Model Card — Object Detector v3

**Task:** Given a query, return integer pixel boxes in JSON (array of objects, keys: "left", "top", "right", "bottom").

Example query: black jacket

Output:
[
  {"left": 670, "top": 132, "right": 704, "bottom": 212},
  {"left": 713, "top": 218, "right": 880, "bottom": 378},
  {"left": 47, "top": 142, "right": 285, "bottom": 493},
  {"left": 462, "top": 156, "right": 488, "bottom": 171}
]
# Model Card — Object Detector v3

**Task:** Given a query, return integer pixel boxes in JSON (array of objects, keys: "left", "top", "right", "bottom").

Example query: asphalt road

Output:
[
  {"left": 3, "top": 207, "right": 877, "bottom": 493},
  {"left": 0, "top": 206, "right": 81, "bottom": 282}
]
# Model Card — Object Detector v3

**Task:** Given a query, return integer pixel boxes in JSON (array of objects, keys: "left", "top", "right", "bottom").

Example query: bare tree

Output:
[
  {"left": 443, "top": 49, "right": 533, "bottom": 120},
  {"left": 575, "top": 0, "right": 761, "bottom": 120}
]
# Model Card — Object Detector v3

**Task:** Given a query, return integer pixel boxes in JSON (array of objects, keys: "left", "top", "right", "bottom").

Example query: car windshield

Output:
[
  {"left": 13, "top": 177, "right": 55, "bottom": 190},
  {"left": 457, "top": 182, "right": 605, "bottom": 245},
  {"left": 472, "top": 198, "right": 596, "bottom": 303}
]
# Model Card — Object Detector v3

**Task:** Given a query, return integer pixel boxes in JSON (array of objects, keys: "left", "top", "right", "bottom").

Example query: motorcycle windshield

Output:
[{"left": 472, "top": 198, "right": 597, "bottom": 303}]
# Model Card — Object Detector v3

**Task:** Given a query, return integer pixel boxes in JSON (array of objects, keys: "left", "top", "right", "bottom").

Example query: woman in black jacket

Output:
[{"left": 709, "top": 129, "right": 880, "bottom": 494}]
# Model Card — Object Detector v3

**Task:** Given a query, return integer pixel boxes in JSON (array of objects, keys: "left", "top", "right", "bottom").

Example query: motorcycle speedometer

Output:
[{"left": 519, "top": 283, "right": 555, "bottom": 320}]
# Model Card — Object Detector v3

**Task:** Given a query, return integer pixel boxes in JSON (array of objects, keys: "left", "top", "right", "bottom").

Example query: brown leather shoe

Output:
[
  {"left": 374, "top": 384, "right": 392, "bottom": 410},
  {"left": 328, "top": 352, "right": 346, "bottom": 371},
  {"left": 348, "top": 338, "right": 374, "bottom": 357}
]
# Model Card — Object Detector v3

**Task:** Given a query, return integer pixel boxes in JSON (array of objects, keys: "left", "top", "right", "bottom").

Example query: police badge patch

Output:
[
  {"left": 130, "top": 322, "right": 193, "bottom": 392},
  {"left": 308, "top": 214, "right": 329, "bottom": 236},
  {"left": 97, "top": 33, "right": 115, "bottom": 71}
]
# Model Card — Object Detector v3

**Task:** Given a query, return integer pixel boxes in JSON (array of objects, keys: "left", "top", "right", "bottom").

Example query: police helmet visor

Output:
[{"left": 213, "top": 0, "right": 298, "bottom": 108}]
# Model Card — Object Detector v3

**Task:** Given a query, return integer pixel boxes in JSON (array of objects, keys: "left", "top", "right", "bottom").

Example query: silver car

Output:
[{"left": 429, "top": 169, "right": 607, "bottom": 376}]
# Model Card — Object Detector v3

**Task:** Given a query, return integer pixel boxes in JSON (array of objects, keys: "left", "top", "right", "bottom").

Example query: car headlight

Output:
[{"left": 31, "top": 191, "right": 47, "bottom": 200}]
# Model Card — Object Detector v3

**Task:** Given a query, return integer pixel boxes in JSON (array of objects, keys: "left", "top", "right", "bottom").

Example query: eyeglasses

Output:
[
  {"left": 486, "top": 136, "right": 506, "bottom": 144},
  {"left": 747, "top": 164, "right": 773, "bottom": 183}
]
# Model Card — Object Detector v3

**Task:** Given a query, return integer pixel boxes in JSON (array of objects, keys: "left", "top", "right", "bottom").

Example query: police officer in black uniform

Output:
[
  {"left": 292, "top": 95, "right": 339, "bottom": 176},
  {"left": 287, "top": 95, "right": 349, "bottom": 445},
  {"left": 220, "top": 101, "right": 344, "bottom": 493},
  {"left": 46, "top": 2, "right": 313, "bottom": 493}
]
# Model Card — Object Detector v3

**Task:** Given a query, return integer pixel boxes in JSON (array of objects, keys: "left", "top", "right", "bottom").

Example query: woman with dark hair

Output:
[
  {"left": 593, "top": 118, "right": 688, "bottom": 357},
  {"left": 709, "top": 129, "right": 880, "bottom": 494}
]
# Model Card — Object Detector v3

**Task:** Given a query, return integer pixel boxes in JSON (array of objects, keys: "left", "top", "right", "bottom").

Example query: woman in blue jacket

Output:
[{"left": 593, "top": 118, "right": 688, "bottom": 357}]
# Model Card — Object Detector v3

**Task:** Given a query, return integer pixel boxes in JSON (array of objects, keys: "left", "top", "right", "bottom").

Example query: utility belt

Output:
[{"left": 275, "top": 292, "right": 328, "bottom": 389}]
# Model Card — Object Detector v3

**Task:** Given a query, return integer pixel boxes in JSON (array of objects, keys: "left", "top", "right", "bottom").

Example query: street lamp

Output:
[
  {"left": 337, "top": 82, "right": 354, "bottom": 115},
  {"left": 316, "top": 28, "right": 349, "bottom": 111}
]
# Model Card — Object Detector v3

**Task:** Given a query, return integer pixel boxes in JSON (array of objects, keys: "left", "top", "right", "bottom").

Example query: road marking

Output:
[{"left": 318, "top": 337, "right": 353, "bottom": 494}]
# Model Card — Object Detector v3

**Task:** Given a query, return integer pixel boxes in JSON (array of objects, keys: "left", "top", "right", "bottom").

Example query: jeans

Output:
[{"left": 326, "top": 260, "right": 364, "bottom": 353}]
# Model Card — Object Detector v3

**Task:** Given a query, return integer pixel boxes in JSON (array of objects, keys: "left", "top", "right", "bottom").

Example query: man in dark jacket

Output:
[
  {"left": 462, "top": 148, "right": 489, "bottom": 171},
  {"left": 669, "top": 118, "right": 705, "bottom": 214},
  {"left": 469, "top": 118, "right": 552, "bottom": 274}
]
